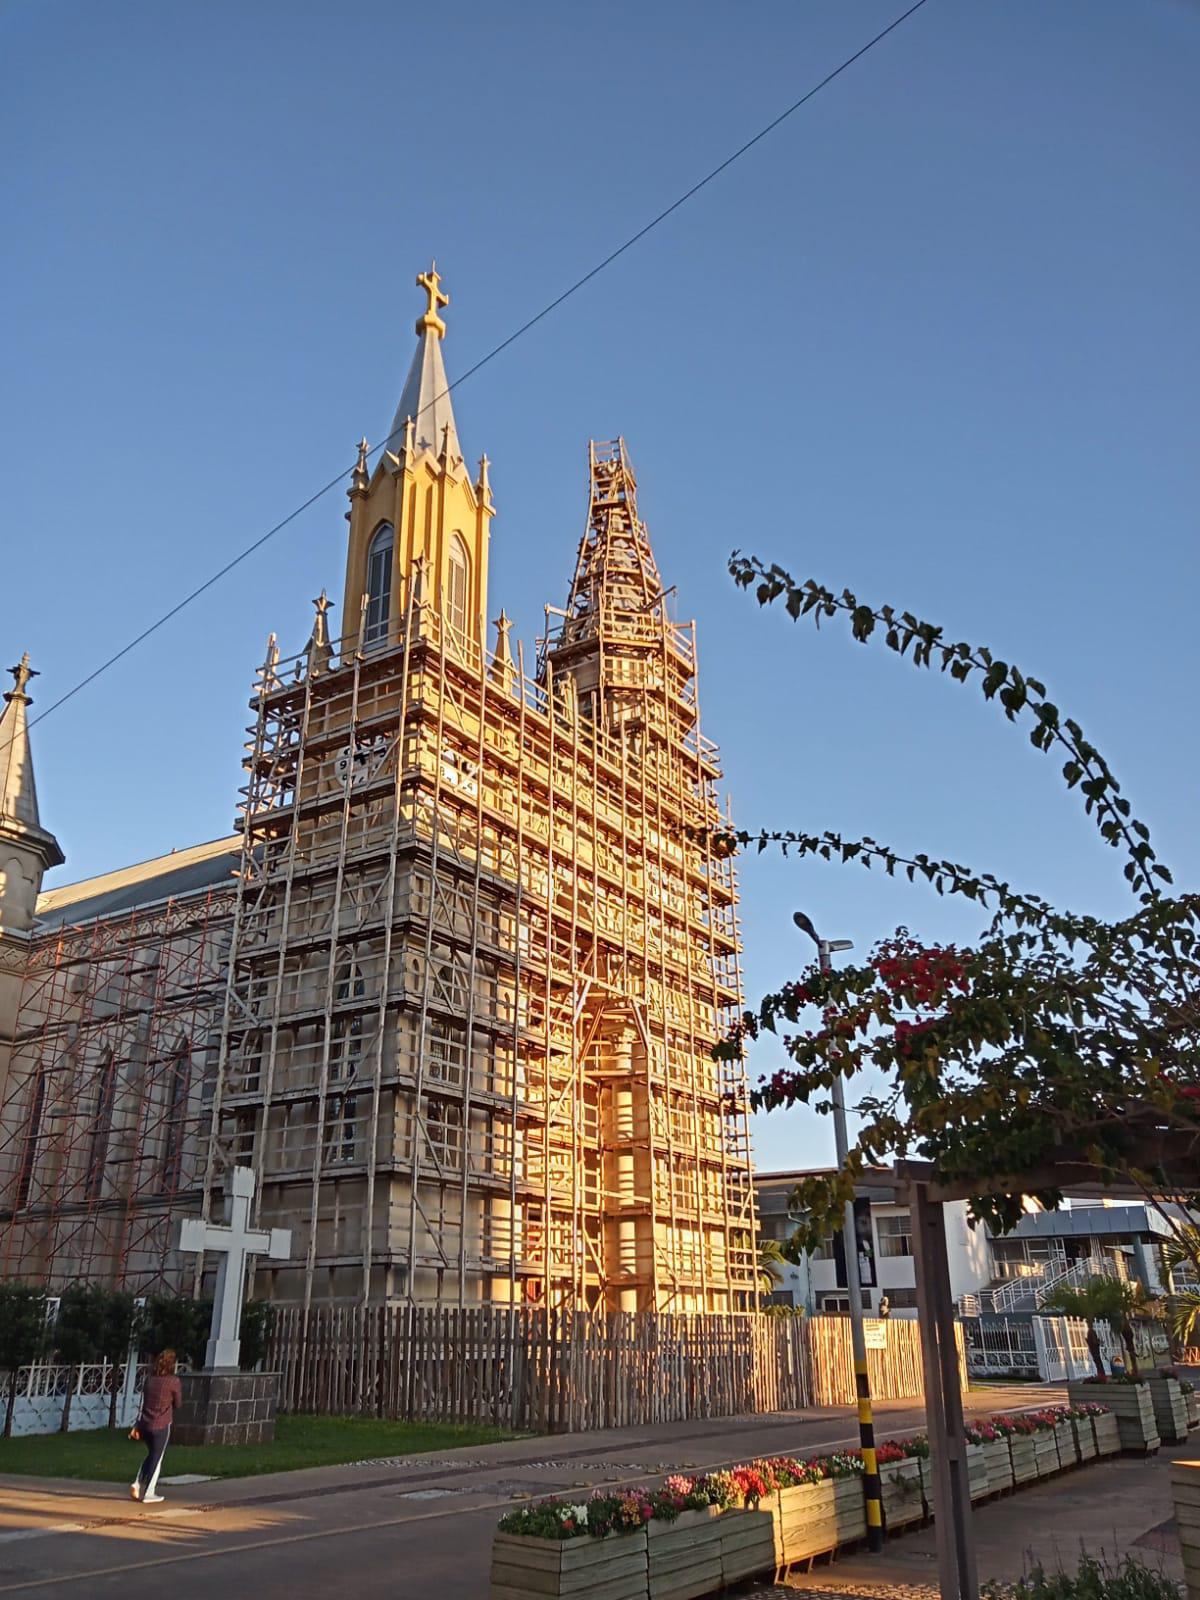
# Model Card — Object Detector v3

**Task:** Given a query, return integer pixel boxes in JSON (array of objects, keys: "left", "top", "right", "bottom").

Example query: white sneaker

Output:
[
  {"left": 130, "top": 1482, "right": 141, "bottom": 1501},
  {"left": 143, "top": 1493, "right": 164, "bottom": 1505}
]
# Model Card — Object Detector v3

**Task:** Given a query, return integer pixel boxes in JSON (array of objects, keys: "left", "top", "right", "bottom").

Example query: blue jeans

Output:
[{"left": 137, "top": 1425, "right": 170, "bottom": 1492}]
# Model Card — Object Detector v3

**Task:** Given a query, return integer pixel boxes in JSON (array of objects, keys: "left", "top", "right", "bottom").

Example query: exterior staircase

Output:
[{"left": 960, "top": 1254, "right": 1115, "bottom": 1316}]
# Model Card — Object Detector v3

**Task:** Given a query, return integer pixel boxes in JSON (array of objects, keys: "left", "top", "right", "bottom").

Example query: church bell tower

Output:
[{"left": 341, "top": 265, "right": 494, "bottom": 657}]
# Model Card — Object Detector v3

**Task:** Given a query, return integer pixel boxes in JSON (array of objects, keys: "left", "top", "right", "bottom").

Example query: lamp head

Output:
[{"left": 792, "top": 911, "right": 818, "bottom": 944}]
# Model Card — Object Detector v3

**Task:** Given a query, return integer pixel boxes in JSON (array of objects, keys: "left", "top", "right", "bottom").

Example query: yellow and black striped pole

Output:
[{"left": 855, "top": 1350, "right": 884, "bottom": 1551}]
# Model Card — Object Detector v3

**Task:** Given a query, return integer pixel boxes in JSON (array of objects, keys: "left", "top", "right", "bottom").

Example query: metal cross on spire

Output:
[
  {"left": 7, "top": 653, "right": 37, "bottom": 701},
  {"left": 416, "top": 262, "right": 449, "bottom": 338}
]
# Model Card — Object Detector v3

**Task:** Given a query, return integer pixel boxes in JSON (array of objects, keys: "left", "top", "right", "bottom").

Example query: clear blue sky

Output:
[{"left": 3, "top": 1, "right": 1197, "bottom": 1173}]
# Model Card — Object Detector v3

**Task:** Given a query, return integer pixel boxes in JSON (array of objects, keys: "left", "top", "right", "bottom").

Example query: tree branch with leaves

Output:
[{"left": 714, "top": 554, "right": 1200, "bottom": 1272}]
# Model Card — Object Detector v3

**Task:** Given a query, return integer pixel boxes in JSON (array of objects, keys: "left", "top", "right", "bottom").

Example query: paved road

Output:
[{"left": 0, "top": 1389, "right": 1057, "bottom": 1600}]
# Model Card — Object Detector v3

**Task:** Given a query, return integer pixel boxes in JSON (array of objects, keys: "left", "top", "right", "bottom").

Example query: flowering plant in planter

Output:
[
  {"left": 497, "top": 1498, "right": 593, "bottom": 1540},
  {"left": 1080, "top": 1372, "right": 1145, "bottom": 1385},
  {"left": 815, "top": 1451, "right": 866, "bottom": 1479},
  {"left": 662, "top": 1474, "right": 711, "bottom": 1511},
  {"left": 584, "top": 1489, "right": 655, "bottom": 1536},
  {"left": 696, "top": 1471, "right": 739, "bottom": 1509},
  {"left": 875, "top": 1440, "right": 911, "bottom": 1464},
  {"left": 748, "top": 1456, "right": 824, "bottom": 1489},
  {"left": 897, "top": 1432, "right": 931, "bottom": 1458},
  {"left": 730, "top": 1465, "right": 771, "bottom": 1505}
]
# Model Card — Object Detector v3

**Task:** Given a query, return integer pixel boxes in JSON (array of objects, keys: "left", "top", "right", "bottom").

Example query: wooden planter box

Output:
[
  {"left": 1068, "top": 1382, "right": 1159, "bottom": 1454},
  {"left": 1187, "top": 1390, "right": 1199, "bottom": 1428},
  {"left": 982, "top": 1437, "right": 1014, "bottom": 1494},
  {"left": 1091, "top": 1410, "right": 1121, "bottom": 1457},
  {"left": 880, "top": 1458, "right": 925, "bottom": 1530},
  {"left": 1072, "top": 1415, "right": 1098, "bottom": 1463},
  {"left": 967, "top": 1442, "right": 990, "bottom": 1502},
  {"left": 647, "top": 1507, "right": 721, "bottom": 1600},
  {"left": 1053, "top": 1420, "right": 1079, "bottom": 1470},
  {"left": 1032, "top": 1430, "right": 1059, "bottom": 1478},
  {"left": 491, "top": 1529, "right": 647, "bottom": 1600},
  {"left": 1148, "top": 1377, "right": 1189, "bottom": 1445},
  {"left": 1171, "top": 1460, "right": 1200, "bottom": 1600},
  {"left": 1009, "top": 1434, "right": 1038, "bottom": 1487},
  {"left": 719, "top": 1504, "right": 775, "bottom": 1586},
  {"left": 772, "top": 1478, "right": 864, "bottom": 1573}
]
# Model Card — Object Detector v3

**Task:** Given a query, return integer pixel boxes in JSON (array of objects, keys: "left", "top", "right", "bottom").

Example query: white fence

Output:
[
  {"left": 3, "top": 1357, "right": 145, "bottom": 1438},
  {"left": 962, "top": 1313, "right": 1166, "bottom": 1383}
]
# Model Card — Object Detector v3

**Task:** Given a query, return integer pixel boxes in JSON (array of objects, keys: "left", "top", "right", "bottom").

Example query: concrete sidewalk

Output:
[{"left": 0, "top": 1387, "right": 1073, "bottom": 1599}]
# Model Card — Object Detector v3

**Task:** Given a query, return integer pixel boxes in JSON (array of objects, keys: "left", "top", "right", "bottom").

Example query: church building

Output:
[{"left": 0, "top": 268, "right": 755, "bottom": 1312}]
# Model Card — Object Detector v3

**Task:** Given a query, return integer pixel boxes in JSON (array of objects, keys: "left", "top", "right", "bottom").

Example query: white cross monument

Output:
[{"left": 178, "top": 1167, "right": 291, "bottom": 1371}]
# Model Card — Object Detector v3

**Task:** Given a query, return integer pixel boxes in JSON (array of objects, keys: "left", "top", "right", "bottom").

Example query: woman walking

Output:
[{"left": 131, "top": 1349, "right": 182, "bottom": 1504}]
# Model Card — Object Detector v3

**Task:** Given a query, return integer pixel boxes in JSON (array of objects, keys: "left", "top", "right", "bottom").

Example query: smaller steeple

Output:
[
  {"left": 0, "top": 653, "right": 65, "bottom": 934},
  {"left": 349, "top": 437, "right": 370, "bottom": 499},
  {"left": 304, "top": 592, "right": 335, "bottom": 677},
  {"left": 489, "top": 611, "right": 515, "bottom": 695},
  {"left": 476, "top": 454, "right": 493, "bottom": 510}
]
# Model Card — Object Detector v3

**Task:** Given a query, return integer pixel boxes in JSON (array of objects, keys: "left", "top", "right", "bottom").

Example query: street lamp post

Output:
[{"left": 793, "top": 912, "right": 884, "bottom": 1553}]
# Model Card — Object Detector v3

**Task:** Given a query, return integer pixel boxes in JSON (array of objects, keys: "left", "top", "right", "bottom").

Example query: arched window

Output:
[
  {"left": 364, "top": 522, "right": 394, "bottom": 646},
  {"left": 447, "top": 533, "right": 470, "bottom": 641}
]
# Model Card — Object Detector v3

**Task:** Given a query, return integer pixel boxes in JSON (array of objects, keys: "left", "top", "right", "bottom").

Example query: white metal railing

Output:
[{"left": 2, "top": 1358, "right": 146, "bottom": 1437}]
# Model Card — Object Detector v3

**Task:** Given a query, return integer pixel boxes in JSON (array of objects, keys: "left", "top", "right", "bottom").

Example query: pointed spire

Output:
[
  {"left": 0, "top": 654, "right": 45, "bottom": 833},
  {"left": 476, "top": 454, "right": 493, "bottom": 510},
  {"left": 304, "top": 592, "right": 335, "bottom": 677},
  {"left": 349, "top": 437, "right": 370, "bottom": 498},
  {"left": 0, "top": 652, "right": 65, "bottom": 931},
  {"left": 386, "top": 264, "right": 462, "bottom": 464},
  {"left": 489, "top": 611, "right": 515, "bottom": 694},
  {"left": 258, "top": 633, "right": 281, "bottom": 694}
]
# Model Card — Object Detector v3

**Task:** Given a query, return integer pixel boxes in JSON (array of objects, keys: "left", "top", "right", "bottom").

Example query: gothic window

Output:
[
  {"left": 332, "top": 958, "right": 365, "bottom": 1083},
  {"left": 426, "top": 1099, "right": 463, "bottom": 1169},
  {"left": 14, "top": 1072, "right": 46, "bottom": 1211},
  {"left": 85, "top": 1049, "right": 116, "bottom": 1202},
  {"left": 364, "top": 522, "right": 394, "bottom": 646},
  {"left": 447, "top": 533, "right": 470, "bottom": 641},
  {"left": 324, "top": 1091, "right": 357, "bottom": 1163},
  {"left": 159, "top": 1037, "right": 191, "bottom": 1194}
]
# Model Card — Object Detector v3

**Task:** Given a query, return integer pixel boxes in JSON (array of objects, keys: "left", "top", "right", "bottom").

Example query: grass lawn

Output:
[{"left": 0, "top": 1414, "right": 522, "bottom": 1483}]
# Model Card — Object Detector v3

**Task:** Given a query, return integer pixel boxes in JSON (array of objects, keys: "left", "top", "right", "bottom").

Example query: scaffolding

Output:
[
  {"left": 203, "top": 437, "right": 755, "bottom": 1310},
  {"left": 0, "top": 886, "right": 233, "bottom": 1292},
  {"left": 0, "top": 439, "right": 755, "bottom": 1312}
]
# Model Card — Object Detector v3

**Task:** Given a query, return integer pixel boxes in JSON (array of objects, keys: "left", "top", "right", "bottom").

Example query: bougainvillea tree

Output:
[{"left": 712, "top": 555, "right": 1200, "bottom": 1270}]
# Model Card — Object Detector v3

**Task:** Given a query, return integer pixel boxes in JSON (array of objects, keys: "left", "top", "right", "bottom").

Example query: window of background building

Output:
[{"left": 877, "top": 1211, "right": 913, "bottom": 1258}]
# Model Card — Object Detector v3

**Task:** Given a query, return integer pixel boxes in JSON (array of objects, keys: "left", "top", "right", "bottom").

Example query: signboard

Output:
[
  {"left": 832, "top": 1197, "right": 878, "bottom": 1290},
  {"left": 864, "top": 1323, "right": 888, "bottom": 1351}
]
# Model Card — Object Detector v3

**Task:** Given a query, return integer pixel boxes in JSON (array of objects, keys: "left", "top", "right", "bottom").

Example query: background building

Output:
[
  {"left": 0, "top": 270, "right": 756, "bottom": 1313},
  {"left": 755, "top": 1168, "right": 1177, "bottom": 1317}
]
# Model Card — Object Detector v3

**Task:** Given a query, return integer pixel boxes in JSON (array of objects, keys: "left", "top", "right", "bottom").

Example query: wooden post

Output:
[{"left": 909, "top": 1179, "right": 978, "bottom": 1600}]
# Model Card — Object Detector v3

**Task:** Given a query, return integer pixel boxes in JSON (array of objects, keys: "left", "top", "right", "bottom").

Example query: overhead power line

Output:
[{"left": 31, "top": 0, "right": 932, "bottom": 729}]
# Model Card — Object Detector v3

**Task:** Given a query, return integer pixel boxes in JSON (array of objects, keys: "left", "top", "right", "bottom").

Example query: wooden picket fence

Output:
[{"left": 265, "top": 1307, "right": 962, "bottom": 1433}]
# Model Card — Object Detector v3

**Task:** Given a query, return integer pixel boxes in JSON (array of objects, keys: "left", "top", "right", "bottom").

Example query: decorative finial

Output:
[
  {"left": 416, "top": 262, "right": 449, "bottom": 339},
  {"left": 439, "top": 422, "right": 453, "bottom": 465},
  {"left": 489, "top": 611, "right": 515, "bottom": 693},
  {"left": 476, "top": 453, "right": 492, "bottom": 505},
  {"left": 6, "top": 652, "right": 37, "bottom": 703},
  {"left": 403, "top": 414, "right": 416, "bottom": 455}
]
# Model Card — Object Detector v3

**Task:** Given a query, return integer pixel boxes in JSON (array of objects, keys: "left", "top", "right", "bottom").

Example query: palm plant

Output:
[
  {"left": 1162, "top": 1224, "right": 1200, "bottom": 1351},
  {"left": 756, "top": 1236, "right": 788, "bottom": 1304}
]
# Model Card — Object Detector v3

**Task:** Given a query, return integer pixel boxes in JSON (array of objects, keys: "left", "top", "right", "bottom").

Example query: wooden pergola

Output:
[{"left": 899, "top": 1117, "right": 1197, "bottom": 1600}]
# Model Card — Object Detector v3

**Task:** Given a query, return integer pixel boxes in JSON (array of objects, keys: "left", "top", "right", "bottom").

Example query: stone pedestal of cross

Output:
[{"left": 178, "top": 1167, "right": 290, "bottom": 1370}]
